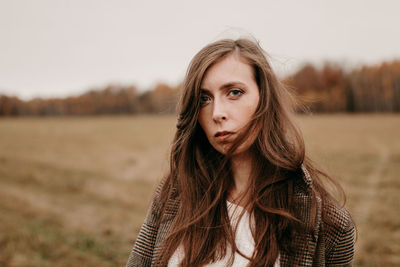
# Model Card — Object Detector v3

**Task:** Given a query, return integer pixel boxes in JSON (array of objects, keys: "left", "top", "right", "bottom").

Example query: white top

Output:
[{"left": 168, "top": 201, "right": 280, "bottom": 267}]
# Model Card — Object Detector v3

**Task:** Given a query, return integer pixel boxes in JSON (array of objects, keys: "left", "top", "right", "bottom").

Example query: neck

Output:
[{"left": 229, "top": 150, "right": 254, "bottom": 205}]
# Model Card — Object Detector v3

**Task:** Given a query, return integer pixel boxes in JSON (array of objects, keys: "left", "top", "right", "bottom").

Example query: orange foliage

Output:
[{"left": 287, "top": 60, "right": 400, "bottom": 113}]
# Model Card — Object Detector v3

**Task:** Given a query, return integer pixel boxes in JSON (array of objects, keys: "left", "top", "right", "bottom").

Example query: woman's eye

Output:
[
  {"left": 200, "top": 95, "right": 210, "bottom": 105},
  {"left": 228, "top": 89, "right": 243, "bottom": 98}
]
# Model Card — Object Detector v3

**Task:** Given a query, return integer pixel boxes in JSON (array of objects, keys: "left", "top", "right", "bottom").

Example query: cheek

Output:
[
  {"left": 236, "top": 107, "right": 256, "bottom": 127},
  {"left": 237, "top": 95, "right": 259, "bottom": 124}
]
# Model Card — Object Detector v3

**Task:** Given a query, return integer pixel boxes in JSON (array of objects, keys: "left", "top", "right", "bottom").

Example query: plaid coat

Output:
[{"left": 127, "top": 167, "right": 355, "bottom": 266}]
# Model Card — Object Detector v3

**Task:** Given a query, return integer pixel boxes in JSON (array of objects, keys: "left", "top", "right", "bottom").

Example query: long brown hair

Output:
[{"left": 155, "top": 39, "right": 345, "bottom": 266}]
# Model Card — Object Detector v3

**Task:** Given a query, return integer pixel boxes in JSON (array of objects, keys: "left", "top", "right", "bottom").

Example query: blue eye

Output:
[
  {"left": 229, "top": 89, "right": 243, "bottom": 97},
  {"left": 200, "top": 95, "right": 210, "bottom": 105}
]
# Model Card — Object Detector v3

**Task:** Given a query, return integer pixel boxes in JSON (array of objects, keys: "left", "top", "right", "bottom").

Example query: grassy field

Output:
[{"left": 0, "top": 114, "right": 399, "bottom": 266}]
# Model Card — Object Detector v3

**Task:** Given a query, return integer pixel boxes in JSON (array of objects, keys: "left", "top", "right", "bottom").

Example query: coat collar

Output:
[{"left": 301, "top": 164, "right": 313, "bottom": 188}]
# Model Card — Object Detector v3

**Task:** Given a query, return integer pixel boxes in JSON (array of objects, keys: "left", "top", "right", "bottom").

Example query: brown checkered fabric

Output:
[{"left": 126, "top": 167, "right": 355, "bottom": 266}]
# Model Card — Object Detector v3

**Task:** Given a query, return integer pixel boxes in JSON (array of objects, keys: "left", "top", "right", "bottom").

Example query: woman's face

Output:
[{"left": 198, "top": 53, "right": 260, "bottom": 156}]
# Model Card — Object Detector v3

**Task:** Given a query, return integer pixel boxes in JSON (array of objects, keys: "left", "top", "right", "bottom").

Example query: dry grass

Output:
[
  {"left": 298, "top": 114, "right": 400, "bottom": 266},
  {"left": 0, "top": 114, "right": 399, "bottom": 266}
]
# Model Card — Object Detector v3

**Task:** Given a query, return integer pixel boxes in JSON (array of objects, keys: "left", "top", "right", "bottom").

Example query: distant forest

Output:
[{"left": 1, "top": 60, "right": 399, "bottom": 116}]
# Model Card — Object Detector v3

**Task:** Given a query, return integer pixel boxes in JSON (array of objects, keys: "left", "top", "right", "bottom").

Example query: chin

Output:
[{"left": 214, "top": 146, "right": 228, "bottom": 155}]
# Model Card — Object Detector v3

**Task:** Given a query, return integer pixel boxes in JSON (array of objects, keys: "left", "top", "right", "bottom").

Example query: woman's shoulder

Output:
[
  {"left": 294, "top": 165, "right": 354, "bottom": 240},
  {"left": 322, "top": 199, "right": 354, "bottom": 232},
  {"left": 298, "top": 164, "right": 353, "bottom": 228},
  {"left": 321, "top": 200, "right": 355, "bottom": 264},
  {"left": 303, "top": 165, "right": 355, "bottom": 261},
  {"left": 300, "top": 165, "right": 355, "bottom": 263}
]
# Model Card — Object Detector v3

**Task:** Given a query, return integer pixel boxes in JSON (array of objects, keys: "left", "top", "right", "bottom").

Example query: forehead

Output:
[{"left": 200, "top": 54, "right": 255, "bottom": 89}]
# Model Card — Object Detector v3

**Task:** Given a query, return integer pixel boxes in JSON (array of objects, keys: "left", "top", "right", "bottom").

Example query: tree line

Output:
[
  {"left": 287, "top": 60, "right": 400, "bottom": 112},
  {"left": 0, "top": 83, "right": 180, "bottom": 116},
  {"left": 1, "top": 60, "right": 399, "bottom": 116}
]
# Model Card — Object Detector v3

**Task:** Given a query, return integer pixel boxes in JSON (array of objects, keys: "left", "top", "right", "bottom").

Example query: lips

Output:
[{"left": 215, "top": 131, "right": 235, "bottom": 142}]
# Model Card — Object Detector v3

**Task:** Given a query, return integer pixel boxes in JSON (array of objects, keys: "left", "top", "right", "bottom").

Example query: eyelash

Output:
[
  {"left": 200, "top": 95, "right": 211, "bottom": 105},
  {"left": 228, "top": 89, "right": 244, "bottom": 98},
  {"left": 200, "top": 89, "right": 244, "bottom": 106}
]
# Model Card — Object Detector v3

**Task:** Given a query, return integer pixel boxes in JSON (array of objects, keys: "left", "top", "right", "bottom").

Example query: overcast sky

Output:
[{"left": 1, "top": 0, "right": 399, "bottom": 100}]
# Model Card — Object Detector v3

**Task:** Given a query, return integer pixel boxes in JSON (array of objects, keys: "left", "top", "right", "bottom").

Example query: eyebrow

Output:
[{"left": 200, "top": 81, "right": 246, "bottom": 93}]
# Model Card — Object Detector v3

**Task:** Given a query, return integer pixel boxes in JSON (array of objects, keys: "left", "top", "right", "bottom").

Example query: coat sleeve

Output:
[
  {"left": 325, "top": 210, "right": 356, "bottom": 266},
  {"left": 126, "top": 185, "right": 163, "bottom": 267}
]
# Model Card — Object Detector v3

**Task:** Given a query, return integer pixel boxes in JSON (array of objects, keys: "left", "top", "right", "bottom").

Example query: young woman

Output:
[{"left": 126, "top": 38, "right": 355, "bottom": 266}]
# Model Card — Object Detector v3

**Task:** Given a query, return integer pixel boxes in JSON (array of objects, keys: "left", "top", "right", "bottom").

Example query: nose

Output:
[{"left": 212, "top": 98, "right": 227, "bottom": 123}]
